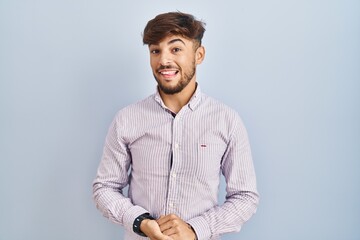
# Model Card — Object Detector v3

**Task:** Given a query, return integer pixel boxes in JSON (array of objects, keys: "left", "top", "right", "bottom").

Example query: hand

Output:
[
  {"left": 140, "top": 219, "right": 173, "bottom": 240},
  {"left": 157, "top": 214, "right": 196, "bottom": 240}
]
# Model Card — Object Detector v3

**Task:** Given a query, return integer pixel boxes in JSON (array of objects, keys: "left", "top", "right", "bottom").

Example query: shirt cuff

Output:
[
  {"left": 187, "top": 216, "right": 211, "bottom": 240},
  {"left": 122, "top": 205, "right": 148, "bottom": 233}
]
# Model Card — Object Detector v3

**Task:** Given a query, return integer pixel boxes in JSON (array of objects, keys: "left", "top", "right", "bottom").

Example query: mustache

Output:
[{"left": 157, "top": 65, "right": 179, "bottom": 71}]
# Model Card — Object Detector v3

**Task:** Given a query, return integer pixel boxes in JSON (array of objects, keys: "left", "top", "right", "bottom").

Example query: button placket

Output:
[{"left": 166, "top": 115, "right": 182, "bottom": 214}]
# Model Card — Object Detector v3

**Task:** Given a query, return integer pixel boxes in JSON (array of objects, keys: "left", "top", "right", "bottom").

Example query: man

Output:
[{"left": 93, "top": 12, "right": 259, "bottom": 240}]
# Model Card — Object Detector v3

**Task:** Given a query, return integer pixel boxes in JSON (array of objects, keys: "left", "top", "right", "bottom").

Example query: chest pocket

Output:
[{"left": 195, "top": 142, "right": 227, "bottom": 179}]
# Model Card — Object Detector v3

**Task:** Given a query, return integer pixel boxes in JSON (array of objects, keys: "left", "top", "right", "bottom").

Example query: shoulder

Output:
[
  {"left": 199, "top": 93, "right": 248, "bottom": 134},
  {"left": 111, "top": 94, "right": 156, "bottom": 126},
  {"left": 116, "top": 94, "right": 155, "bottom": 116},
  {"left": 201, "top": 93, "right": 241, "bottom": 120}
]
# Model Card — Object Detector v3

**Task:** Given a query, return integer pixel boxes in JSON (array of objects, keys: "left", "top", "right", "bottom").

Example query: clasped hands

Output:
[{"left": 140, "top": 214, "right": 196, "bottom": 240}]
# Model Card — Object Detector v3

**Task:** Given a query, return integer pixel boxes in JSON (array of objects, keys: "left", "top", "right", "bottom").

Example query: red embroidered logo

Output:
[{"left": 200, "top": 144, "right": 207, "bottom": 148}]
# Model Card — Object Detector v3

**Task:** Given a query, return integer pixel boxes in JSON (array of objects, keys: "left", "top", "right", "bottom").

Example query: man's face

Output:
[{"left": 149, "top": 35, "right": 204, "bottom": 95}]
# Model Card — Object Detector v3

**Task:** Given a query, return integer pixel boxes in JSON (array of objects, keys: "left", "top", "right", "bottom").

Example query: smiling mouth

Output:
[{"left": 159, "top": 70, "right": 179, "bottom": 78}]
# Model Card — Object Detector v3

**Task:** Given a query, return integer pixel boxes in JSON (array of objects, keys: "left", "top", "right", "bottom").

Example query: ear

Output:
[{"left": 195, "top": 46, "right": 205, "bottom": 65}]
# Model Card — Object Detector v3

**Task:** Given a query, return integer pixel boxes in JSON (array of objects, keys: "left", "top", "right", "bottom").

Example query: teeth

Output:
[{"left": 160, "top": 71, "right": 177, "bottom": 75}]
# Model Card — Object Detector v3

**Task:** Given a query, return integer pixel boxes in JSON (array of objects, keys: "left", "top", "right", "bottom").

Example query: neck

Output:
[{"left": 159, "top": 80, "right": 197, "bottom": 113}]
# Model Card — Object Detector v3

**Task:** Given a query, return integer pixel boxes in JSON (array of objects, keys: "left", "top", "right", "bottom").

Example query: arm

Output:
[
  {"left": 93, "top": 115, "right": 175, "bottom": 239},
  {"left": 187, "top": 117, "right": 259, "bottom": 240},
  {"left": 92, "top": 116, "right": 148, "bottom": 232}
]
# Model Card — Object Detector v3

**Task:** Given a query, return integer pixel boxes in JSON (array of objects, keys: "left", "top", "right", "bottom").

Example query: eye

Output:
[
  {"left": 150, "top": 49, "right": 159, "bottom": 54},
  {"left": 172, "top": 48, "right": 181, "bottom": 53}
]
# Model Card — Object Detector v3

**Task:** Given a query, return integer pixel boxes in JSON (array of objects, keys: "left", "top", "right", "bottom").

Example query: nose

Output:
[{"left": 159, "top": 51, "right": 172, "bottom": 66}]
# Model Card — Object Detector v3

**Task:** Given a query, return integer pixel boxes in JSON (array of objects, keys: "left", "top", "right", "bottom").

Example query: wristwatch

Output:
[
  {"left": 133, "top": 213, "right": 155, "bottom": 237},
  {"left": 188, "top": 223, "right": 198, "bottom": 240}
]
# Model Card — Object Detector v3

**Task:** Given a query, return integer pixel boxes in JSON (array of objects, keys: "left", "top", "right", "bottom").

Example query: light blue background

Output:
[{"left": 1, "top": 0, "right": 359, "bottom": 239}]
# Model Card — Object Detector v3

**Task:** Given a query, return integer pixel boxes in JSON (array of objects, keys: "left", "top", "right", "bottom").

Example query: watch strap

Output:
[{"left": 133, "top": 213, "right": 155, "bottom": 237}]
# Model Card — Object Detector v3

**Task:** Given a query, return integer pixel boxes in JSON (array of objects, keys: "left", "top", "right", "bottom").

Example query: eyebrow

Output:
[
  {"left": 149, "top": 38, "right": 186, "bottom": 48},
  {"left": 168, "top": 38, "right": 186, "bottom": 46}
]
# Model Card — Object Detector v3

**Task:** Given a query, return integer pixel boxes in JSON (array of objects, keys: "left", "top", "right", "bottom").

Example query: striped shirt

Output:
[{"left": 93, "top": 86, "right": 259, "bottom": 240}]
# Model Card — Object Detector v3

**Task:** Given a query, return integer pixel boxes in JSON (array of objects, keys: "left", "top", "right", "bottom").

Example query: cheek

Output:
[
  {"left": 150, "top": 60, "right": 157, "bottom": 72},
  {"left": 180, "top": 58, "right": 195, "bottom": 71}
]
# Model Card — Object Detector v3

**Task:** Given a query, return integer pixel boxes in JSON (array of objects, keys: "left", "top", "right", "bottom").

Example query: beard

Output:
[{"left": 154, "top": 62, "right": 196, "bottom": 95}]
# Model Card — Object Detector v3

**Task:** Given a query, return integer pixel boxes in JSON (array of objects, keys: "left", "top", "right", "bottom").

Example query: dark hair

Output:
[{"left": 143, "top": 12, "right": 206, "bottom": 46}]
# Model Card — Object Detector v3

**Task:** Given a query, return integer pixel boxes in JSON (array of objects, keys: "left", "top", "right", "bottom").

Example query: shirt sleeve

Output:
[
  {"left": 92, "top": 114, "right": 148, "bottom": 233},
  {"left": 187, "top": 115, "right": 259, "bottom": 240}
]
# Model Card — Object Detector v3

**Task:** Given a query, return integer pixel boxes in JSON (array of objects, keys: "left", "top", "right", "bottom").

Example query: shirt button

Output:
[
  {"left": 174, "top": 143, "right": 179, "bottom": 149},
  {"left": 171, "top": 173, "right": 176, "bottom": 178}
]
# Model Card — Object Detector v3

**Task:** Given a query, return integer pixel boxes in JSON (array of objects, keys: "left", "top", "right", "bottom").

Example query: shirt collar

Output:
[
  {"left": 154, "top": 84, "right": 202, "bottom": 112},
  {"left": 187, "top": 84, "right": 202, "bottom": 111}
]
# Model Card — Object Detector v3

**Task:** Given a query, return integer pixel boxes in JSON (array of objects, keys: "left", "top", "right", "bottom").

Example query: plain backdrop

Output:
[{"left": 0, "top": 0, "right": 359, "bottom": 239}]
